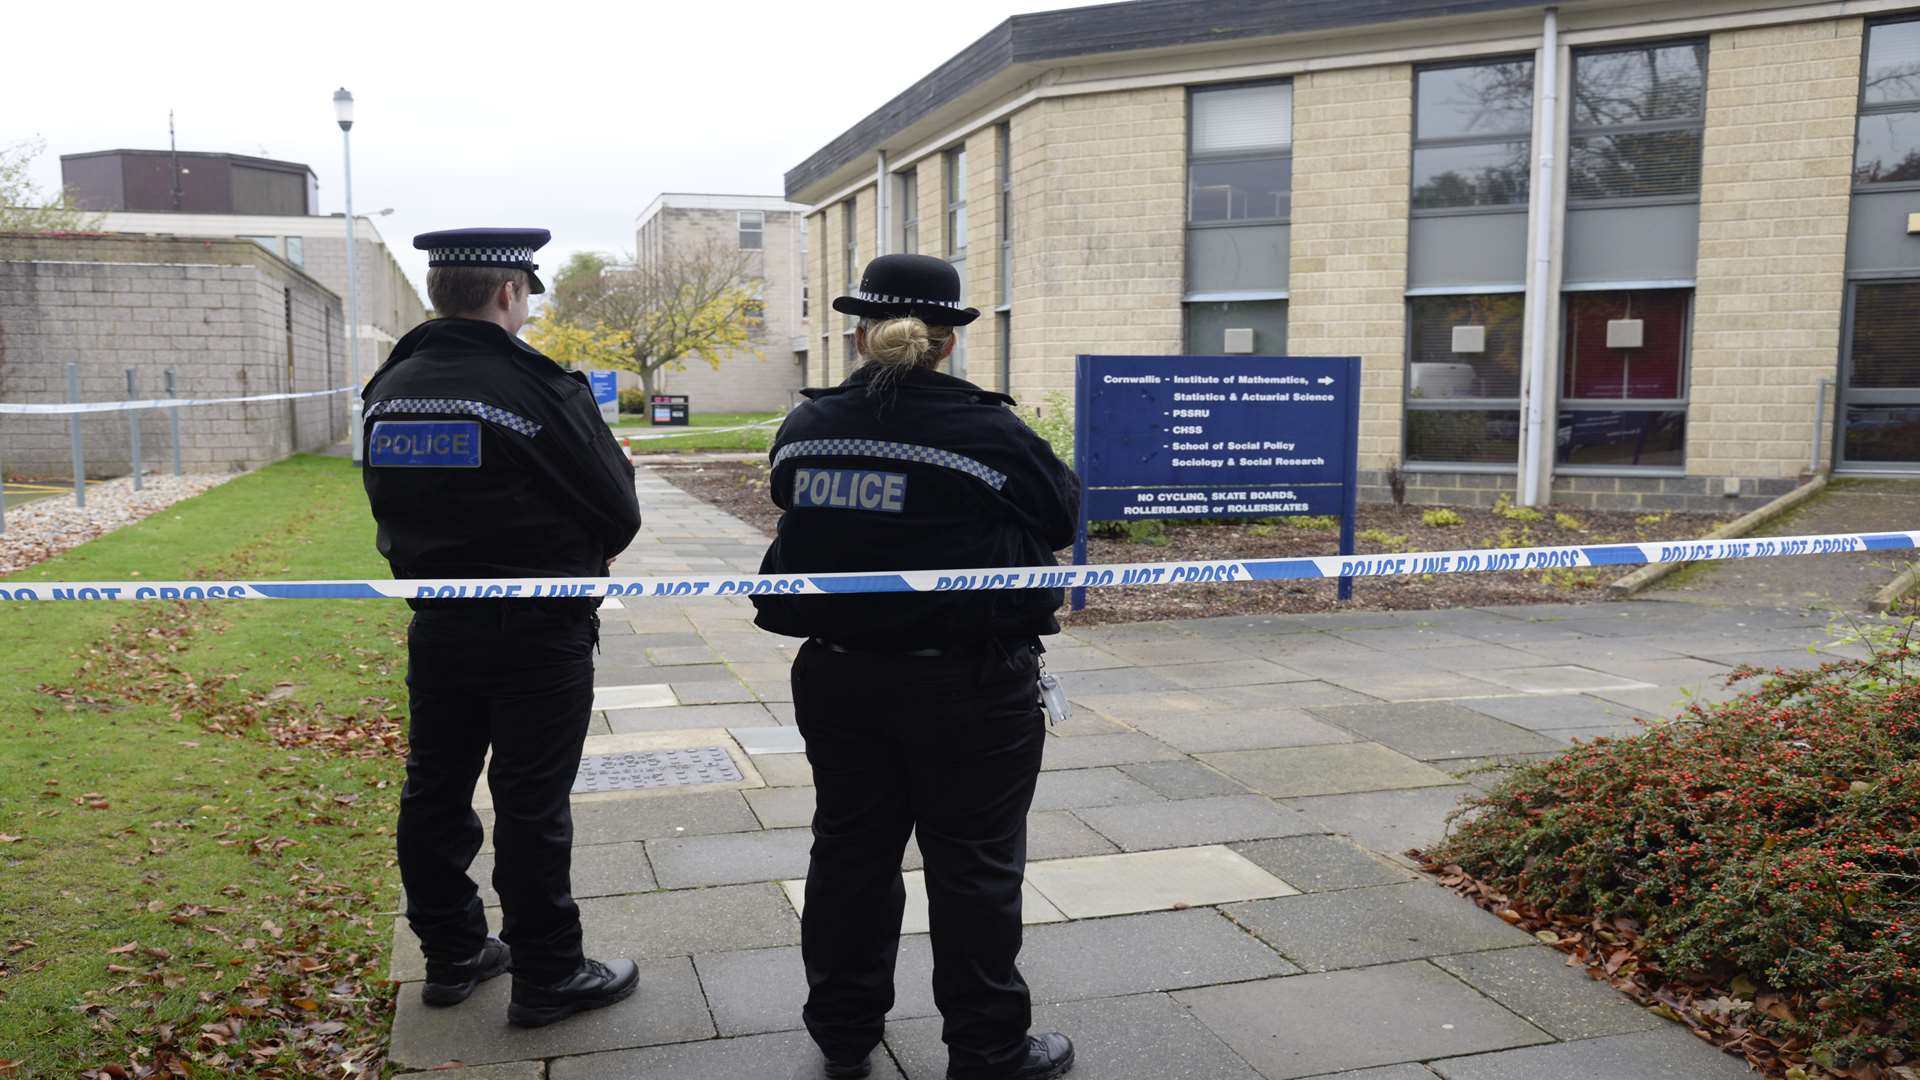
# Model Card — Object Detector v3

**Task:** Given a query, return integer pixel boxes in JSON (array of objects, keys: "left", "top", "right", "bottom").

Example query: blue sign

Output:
[
  {"left": 588, "top": 370, "right": 620, "bottom": 423},
  {"left": 367, "top": 420, "right": 482, "bottom": 468},
  {"left": 1073, "top": 355, "right": 1363, "bottom": 604}
]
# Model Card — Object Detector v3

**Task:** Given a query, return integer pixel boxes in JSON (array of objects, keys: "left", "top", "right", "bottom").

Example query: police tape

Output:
[
  {"left": 0, "top": 387, "right": 353, "bottom": 416},
  {"left": 621, "top": 418, "right": 781, "bottom": 442},
  {"left": 0, "top": 529, "right": 1913, "bottom": 603}
]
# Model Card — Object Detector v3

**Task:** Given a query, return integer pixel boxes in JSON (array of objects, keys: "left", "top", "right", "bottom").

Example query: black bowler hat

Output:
[
  {"left": 832, "top": 253, "right": 979, "bottom": 326},
  {"left": 413, "top": 227, "right": 551, "bottom": 294}
]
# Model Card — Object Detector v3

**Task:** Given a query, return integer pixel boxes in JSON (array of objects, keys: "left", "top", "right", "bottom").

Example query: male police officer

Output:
[{"left": 362, "top": 228, "right": 642, "bottom": 1028}]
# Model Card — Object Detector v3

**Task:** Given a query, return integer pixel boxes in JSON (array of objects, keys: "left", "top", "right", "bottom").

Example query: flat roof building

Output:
[{"left": 787, "top": 0, "right": 1920, "bottom": 510}]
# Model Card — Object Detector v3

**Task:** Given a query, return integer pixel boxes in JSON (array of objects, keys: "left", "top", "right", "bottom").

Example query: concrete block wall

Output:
[
  {"left": 1285, "top": 64, "right": 1415, "bottom": 474},
  {"left": 963, "top": 126, "right": 1003, "bottom": 391},
  {"left": 1368, "top": 469, "right": 1797, "bottom": 512},
  {"left": 1008, "top": 87, "right": 1186, "bottom": 407},
  {"left": 1688, "top": 17, "right": 1862, "bottom": 481},
  {"left": 0, "top": 234, "right": 346, "bottom": 479},
  {"left": 807, "top": 209, "right": 829, "bottom": 386}
]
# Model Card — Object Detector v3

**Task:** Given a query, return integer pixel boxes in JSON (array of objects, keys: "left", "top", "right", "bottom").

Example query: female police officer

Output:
[{"left": 752, "top": 254, "right": 1080, "bottom": 1080}]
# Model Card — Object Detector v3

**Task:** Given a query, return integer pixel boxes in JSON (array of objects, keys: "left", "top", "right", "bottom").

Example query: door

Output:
[{"left": 1839, "top": 280, "right": 1920, "bottom": 470}]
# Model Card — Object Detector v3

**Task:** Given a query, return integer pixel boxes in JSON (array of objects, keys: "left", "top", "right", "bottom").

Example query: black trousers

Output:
[
  {"left": 397, "top": 603, "right": 596, "bottom": 984},
  {"left": 792, "top": 638, "right": 1046, "bottom": 1080}
]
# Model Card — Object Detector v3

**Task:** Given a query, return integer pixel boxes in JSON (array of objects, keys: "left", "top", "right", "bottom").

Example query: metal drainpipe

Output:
[
  {"left": 1521, "top": 7, "right": 1559, "bottom": 507},
  {"left": 875, "top": 150, "right": 890, "bottom": 257}
]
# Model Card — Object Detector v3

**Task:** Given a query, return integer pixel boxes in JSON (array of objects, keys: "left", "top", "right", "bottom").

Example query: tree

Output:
[
  {"left": 545, "top": 250, "right": 617, "bottom": 327},
  {"left": 0, "top": 139, "right": 102, "bottom": 233},
  {"left": 573, "top": 238, "right": 764, "bottom": 400},
  {"left": 523, "top": 315, "right": 631, "bottom": 372}
]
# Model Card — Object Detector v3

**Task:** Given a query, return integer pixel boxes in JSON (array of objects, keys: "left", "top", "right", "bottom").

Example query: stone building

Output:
[
  {"left": 634, "top": 194, "right": 809, "bottom": 412},
  {"left": 786, "top": 0, "right": 1920, "bottom": 510},
  {"left": 0, "top": 233, "right": 347, "bottom": 478}
]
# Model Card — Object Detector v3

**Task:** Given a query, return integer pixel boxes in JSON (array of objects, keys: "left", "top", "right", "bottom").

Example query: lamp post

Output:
[{"left": 333, "top": 87, "right": 364, "bottom": 465}]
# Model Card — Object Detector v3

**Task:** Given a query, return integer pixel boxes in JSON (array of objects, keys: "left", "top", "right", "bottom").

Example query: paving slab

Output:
[
  {"left": 1280, "top": 786, "right": 1481, "bottom": 861},
  {"left": 693, "top": 940, "right": 937, "bottom": 1036},
  {"left": 901, "top": 810, "right": 1119, "bottom": 871},
  {"left": 1203, "top": 681, "right": 1381, "bottom": 709},
  {"left": 1125, "top": 707, "right": 1361, "bottom": 754},
  {"left": 671, "top": 678, "right": 760, "bottom": 705},
  {"left": 1156, "top": 658, "right": 1317, "bottom": 688},
  {"left": 1090, "top": 638, "right": 1242, "bottom": 666},
  {"left": 1017, "top": 908, "right": 1300, "bottom": 1000},
  {"left": 1173, "top": 962, "right": 1552, "bottom": 1080},
  {"left": 1295, "top": 1067, "right": 1438, "bottom": 1080},
  {"left": 1586, "top": 681, "right": 1743, "bottom": 715},
  {"left": 607, "top": 701, "right": 778, "bottom": 734},
  {"left": 462, "top": 841, "right": 654, "bottom": 906},
  {"left": 1039, "top": 644, "right": 1133, "bottom": 672},
  {"left": 1119, "top": 759, "right": 1252, "bottom": 800},
  {"left": 886, "top": 991, "right": 1263, "bottom": 1080},
  {"left": 1229, "top": 835, "right": 1421, "bottom": 893},
  {"left": 647, "top": 827, "right": 816, "bottom": 888},
  {"left": 1464, "top": 666, "right": 1652, "bottom": 695},
  {"left": 1583, "top": 657, "right": 1738, "bottom": 686},
  {"left": 645, "top": 645, "right": 721, "bottom": 666},
  {"left": 730, "top": 725, "right": 808, "bottom": 755},
  {"left": 396, "top": 1065, "right": 543, "bottom": 1080},
  {"left": 552, "top": 1029, "right": 907, "bottom": 1080},
  {"left": 781, "top": 870, "right": 1065, "bottom": 934},
  {"left": 746, "top": 785, "right": 817, "bottom": 828},
  {"left": 1040, "top": 732, "right": 1185, "bottom": 770},
  {"left": 1224, "top": 881, "right": 1535, "bottom": 971},
  {"left": 576, "top": 882, "right": 800, "bottom": 959},
  {"left": 388, "top": 956, "right": 711, "bottom": 1070},
  {"left": 1432, "top": 947, "right": 1663, "bottom": 1041},
  {"left": 593, "top": 684, "right": 678, "bottom": 711},
  {"left": 1032, "top": 767, "right": 1168, "bottom": 811},
  {"left": 1427, "top": 1025, "right": 1757, "bottom": 1080},
  {"left": 1450, "top": 694, "right": 1644, "bottom": 732},
  {"left": 1305, "top": 702, "right": 1564, "bottom": 761},
  {"left": 1074, "top": 794, "right": 1316, "bottom": 850},
  {"left": 1320, "top": 670, "right": 1511, "bottom": 703},
  {"left": 1199, "top": 744, "right": 1459, "bottom": 798},
  {"left": 1025, "top": 845, "right": 1298, "bottom": 918},
  {"left": 1399, "top": 643, "right": 1555, "bottom": 671},
  {"left": 1056, "top": 666, "right": 1180, "bottom": 696},
  {"left": 1330, "top": 627, "right": 1490, "bottom": 651},
  {"left": 755, "top": 753, "right": 816, "bottom": 787},
  {"left": 480, "top": 790, "right": 761, "bottom": 851}
]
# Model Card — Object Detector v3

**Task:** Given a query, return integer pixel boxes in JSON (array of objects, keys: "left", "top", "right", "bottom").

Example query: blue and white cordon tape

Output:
[{"left": 0, "top": 530, "right": 1912, "bottom": 602}]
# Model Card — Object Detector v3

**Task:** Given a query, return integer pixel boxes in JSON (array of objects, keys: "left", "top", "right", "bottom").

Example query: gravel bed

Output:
[
  {"left": 0, "top": 473, "right": 237, "bottom": 575},
  {"left": 652, "top": 459, "right": 1740, "bottom": 625}
]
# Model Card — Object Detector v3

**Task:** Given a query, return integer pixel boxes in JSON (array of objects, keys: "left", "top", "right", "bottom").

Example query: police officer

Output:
[
  {"left": 362, "top": 228, "right": 643, "bottom": 1028},
  {"left": 753, "top": 254, "right": 1080, "bottom": 1080}
]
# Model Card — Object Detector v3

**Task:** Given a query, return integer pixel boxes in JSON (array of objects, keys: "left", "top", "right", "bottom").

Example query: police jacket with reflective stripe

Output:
[
  {"left": 361, "top": 319, "right": 640, "bottom": 605},
  {"left": 752, "top": 364, "right": 1081, "bottom": 649}
]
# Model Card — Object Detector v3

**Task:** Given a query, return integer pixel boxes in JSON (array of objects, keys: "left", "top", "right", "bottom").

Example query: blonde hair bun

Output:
[{"left": 865, "top": 317, "right": 932, "bottom": 367}]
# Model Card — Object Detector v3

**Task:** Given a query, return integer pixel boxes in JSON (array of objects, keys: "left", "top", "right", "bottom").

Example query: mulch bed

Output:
[{"left": 651, "top": 458, "right": 1737, "bottom": 624}]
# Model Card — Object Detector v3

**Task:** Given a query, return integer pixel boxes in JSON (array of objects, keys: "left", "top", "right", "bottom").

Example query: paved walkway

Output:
[
  {"left": 1655, "top": 476, "right": 1920, "bottom": 612},
  {"left": 388, "top": 467, "right": 1873, "bottom": 1080}
]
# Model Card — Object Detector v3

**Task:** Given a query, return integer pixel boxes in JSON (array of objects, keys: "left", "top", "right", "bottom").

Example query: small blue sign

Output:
[
  {"left": 589, "top": 370, "right": 620, "bottom": 423},
  {"left": 368, "top": 420, "right": 482, "bottom": 468},
  {"left": 1073, "top": 355, "right": 1363, "bottom": 605}
]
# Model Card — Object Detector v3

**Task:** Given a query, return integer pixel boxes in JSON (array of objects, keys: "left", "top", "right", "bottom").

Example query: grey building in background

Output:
[
  {"left": 62, "top": 149, "right": 318, "bottom": 216},
  {"left": 635, "top": 194, "right": 808, "bottom": 412}
]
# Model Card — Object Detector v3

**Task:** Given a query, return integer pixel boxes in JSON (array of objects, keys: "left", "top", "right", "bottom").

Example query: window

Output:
[
  {"left": 842, "top": 201, "right": 858, "bottom": 361},
  {"left": 1558, "top": 289, "right": 1692, "bottom": 468},
  {"left": 1188, "top": 82, "right": 1292, "bottom": 223},
  {"left": 239, "top": 234, "right": 282, "bottom": 256},
  {"left": 1842, "top": 282, "right": 1920, "bottom": 464},
  {"left": 1856, "top": 18, "right": 1920, "bottom": 185},
  {"left": 738, "top": 210, "right": 765, "bottom": 250},
  {"left": 1404, "top": 293, "right": 1525, "bottom": 465},
  {"left": 899, "top": 171, "right": 919, "bottom": 254},
  {"left": 997, "top": 310, "right": 1011, "bottom": 394},
  {"left": 1185, "top": 300, "right": 1289, "bottom": 357},
  {"left": 284, "top": 236, "right": 304, "bottom": 267},
  {"left": 1569, "top": 41, "right": 1707, "bottom": 201},
  {"left": 1412, "top": 60, "right": 1534, "bottom": 211},
  {"left": 801, "top": 285, "right": 809, "bottom": 320},
  {"left": 945, "top": 147, "right": 968, "bottom": 257},
  {"left": 997, "top": 123, "right": 1013, "bottom": 303}
]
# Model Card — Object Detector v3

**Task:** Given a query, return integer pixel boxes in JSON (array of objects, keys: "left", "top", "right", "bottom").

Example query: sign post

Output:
[
  {"left": 1072, "top": 354, "right": 1363, "bottom": 610},
  {"left": 588, "top": 371, "right": 620, "bottom": 425}
]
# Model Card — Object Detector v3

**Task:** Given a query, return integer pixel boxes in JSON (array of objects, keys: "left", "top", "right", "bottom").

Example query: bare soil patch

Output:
[{"left": 652, "top": 459, "right": 1739, "bottom": 626}]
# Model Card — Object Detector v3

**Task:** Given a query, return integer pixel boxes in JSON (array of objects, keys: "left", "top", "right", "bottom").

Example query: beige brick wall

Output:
[
  {"left": 1688, "top": 18, "right": 1861, "bottom": 480},
  {"left": 1007, "top": 87, "right": 1186, "bottom": 407},
  {"left": 917, "top": 157, "right": 945, "bottom": 260},
  {"left": 963, "top": 128, "right": 1003, "bottom": 391},
  {"left": 646, "top": 207, "right": 808, "bottom": 412},
  {"left": 808, "top": 209, "right": 828, "bottom": 385},
  {"left": 1285, "top": 64, "right": 1414, "bottom": 472}
]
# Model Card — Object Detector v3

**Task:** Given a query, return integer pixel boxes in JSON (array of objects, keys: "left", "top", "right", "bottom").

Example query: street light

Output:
[{"left": 334, "top": 87, "right": 365, "bottom": 465}]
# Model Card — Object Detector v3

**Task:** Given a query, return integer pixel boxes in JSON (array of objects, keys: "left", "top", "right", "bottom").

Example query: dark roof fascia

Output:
[
  {"left": 785, "top": 0, "right": 1549, "bottom": 202},
  {"left": 59, "top": 148, "right": 319, "bottom": 180}
]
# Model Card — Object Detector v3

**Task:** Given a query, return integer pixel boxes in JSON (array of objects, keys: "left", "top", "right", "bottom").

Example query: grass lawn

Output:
[
  {"left": 610, "top": 410, "right": 781, "bottom": 452},
  {"left": 0, "top": 455, "right": 411, "bottom": 1077}
]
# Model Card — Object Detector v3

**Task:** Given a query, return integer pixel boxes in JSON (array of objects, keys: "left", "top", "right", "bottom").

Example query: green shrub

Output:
[
  {"left": 1089, "top": 519, "right": 1170, "bottom": 546},
  {"left": 1358, "top": 528, "right": 1410, "bottom": 551},
  {"left": 1421, "top": 508, "right": 1464, "bottom": 527},
  {"left": 1492, "top": 494, "right": 1543, "bottom": 522},
  {"left": 618, "top": 387, "right": 648, "bottom": 413},
  {"left": 1554, "top": 512, "right": 1587, "bottom": 532},
  {"left": 1019, "top": 393, "right": 1075, "bottom": 464},
  {"left": 1284, "top": 515, "right": 1341, "bottom": 531},
  {"left": 1431, "top": 632, "right": 1920, "bottom": 1069},
  {"left": 1636, "top": 511, "right": 1672, "bottom": 527}
]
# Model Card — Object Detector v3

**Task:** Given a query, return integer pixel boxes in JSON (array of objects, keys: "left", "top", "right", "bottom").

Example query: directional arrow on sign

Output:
[{"left": 1317, "top": 376, "right": 1336, "bottom": 385}]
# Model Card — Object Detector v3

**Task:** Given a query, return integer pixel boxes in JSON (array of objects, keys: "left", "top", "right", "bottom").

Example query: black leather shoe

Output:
[
  {"left": 507, "top": 958, "right": 639, "bottom": 1028},
  {"left": 789, "top": 1058, "right": 871, "bottom": 1080},
  {"left": 420, "top": 937, "right": 510, "bottom": 1007},
  {"left": 951, "top": 1032, "right": 1074, "bottom": 1080}
]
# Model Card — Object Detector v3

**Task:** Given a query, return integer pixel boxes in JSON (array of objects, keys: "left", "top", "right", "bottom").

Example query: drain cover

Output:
[{"left": 573, "top": 747, "right": 742, "bottom": 793}]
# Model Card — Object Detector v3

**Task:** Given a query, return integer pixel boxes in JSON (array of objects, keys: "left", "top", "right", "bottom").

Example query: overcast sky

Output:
[{"left": 5, "top": 0, "right": 1109, "bottom": 297}]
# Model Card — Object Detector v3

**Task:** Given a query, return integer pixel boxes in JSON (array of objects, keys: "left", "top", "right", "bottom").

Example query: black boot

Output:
[
  {"left": 789, "top": 1057, "right": 872, "bottom": 1080},
  {"left": 507, "top": 958, "right": 640, "bottom": 1028},
  {"left": 420, "top": 936, "right": 510, "bottom": 1007},
  {"left": 952, "top": 1032, "right": 1073, "bottom": 1080}
]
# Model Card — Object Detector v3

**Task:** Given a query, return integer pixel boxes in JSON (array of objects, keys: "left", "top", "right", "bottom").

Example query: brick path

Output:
[{"left": 388, "top": 465, "right": 1869, "bottom": 1080}]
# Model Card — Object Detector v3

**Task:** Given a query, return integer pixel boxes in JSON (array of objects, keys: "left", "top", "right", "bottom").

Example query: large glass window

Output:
[
  {"left": 1857, "top": 18, "right": 1920, "bottom": 185},
  {"left": 1189, "top": 82, "right": 1292, "bottom": 223},
  {"left": 1568, "top": 41, "right": 1708, "bottom": 201},
  {"left": 1558, "top": 289, "right": 1692, "bottom": 468},
  {"left": 945, "top": 147, "right": 968, "bottom": 257},
  {"left": 1412, "top": 60, "right": 1534, "bottom": 211},
  {"left": 738, "top": 210, "right": 765, "bottom": 250},
  {"left": 842, "top": 201, "right": 858, "bottom": 360},
  {"left": 1185, "top": 300, "right": 1288, "bottom": 356},
  {"left": 1843, "top": 282, "right": 1920, "bottom": 465},
  {"left": 1404, "top": 293, "right": 1525, "bottom": 465},
  {"left": 997, "top": 123, "right": 1013, "bottom": 304},
  {"left": 899, "top": 171, "right": 919, "bottom": 254}
]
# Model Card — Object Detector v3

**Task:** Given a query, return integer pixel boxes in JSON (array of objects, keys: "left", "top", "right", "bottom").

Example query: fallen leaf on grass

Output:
[
  {"left": 0, "top": 834, "right": 21, "bottom": 844},
  {"left": 6, "top": 940, "right": 33, "bottom": 954},
  {"left": 87, "top": 800, "right": 111, "bottom": 811},
  {"left": 106, "top": 942, "right": 139, "bottom": 955}
]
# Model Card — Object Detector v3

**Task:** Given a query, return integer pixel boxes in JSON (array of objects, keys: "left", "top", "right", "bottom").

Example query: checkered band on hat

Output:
[
  {"left": 855, "top": 289, "right": 949, "bottom": 307},
  {"left": 365, "top": 397, "right": 542, "bottom": 437},
  {"left": 428, "top": 246, "right": 536, "bottom": 266},
  {"left": 774, "top": 438, "right": 1007, "bottom": 490}
]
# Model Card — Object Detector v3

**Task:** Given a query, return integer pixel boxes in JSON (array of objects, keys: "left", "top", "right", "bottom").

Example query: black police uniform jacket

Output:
[
  {"left": 361, "top": 318, "right": 641, "bottom": 606},
  {"left": 752, "top": 364, "right": 1081, "bottom": 650}
]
